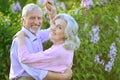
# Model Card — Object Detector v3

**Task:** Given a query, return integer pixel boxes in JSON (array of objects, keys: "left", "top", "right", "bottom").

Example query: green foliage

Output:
[
  {"left": 69, "top": 1, "right": 120, "bottom": 80},
  {"left": 0, "top": 12, "right": 11, "bottom": 79},
  {"left": 0, "top": 10, "right": 21, "bottom": 79},
  {"left": 0, "top": 0, "right": 120, "bottom": 80}
]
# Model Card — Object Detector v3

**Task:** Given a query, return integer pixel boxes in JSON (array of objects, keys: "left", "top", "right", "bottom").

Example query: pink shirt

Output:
[{"left": 18, "top": 44, "right": 74, "bottom": 73}]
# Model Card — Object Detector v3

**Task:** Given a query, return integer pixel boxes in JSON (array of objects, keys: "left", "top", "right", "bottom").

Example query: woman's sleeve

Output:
[{"left": 18, "top": 45, "right": 57, "bottom": 68}]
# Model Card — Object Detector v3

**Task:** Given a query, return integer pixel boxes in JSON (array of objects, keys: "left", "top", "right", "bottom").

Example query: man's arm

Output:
[{"left": 45, "top": 67, "right": 72, "bottom": 80}]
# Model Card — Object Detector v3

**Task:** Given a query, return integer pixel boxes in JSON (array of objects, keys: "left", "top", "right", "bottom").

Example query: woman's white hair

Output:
[
  {"left": 53, "top": 13, "right": 80, "bottom": 50},
  {"left": 22, "top": 3, "right": 42, "bottom": 17}
]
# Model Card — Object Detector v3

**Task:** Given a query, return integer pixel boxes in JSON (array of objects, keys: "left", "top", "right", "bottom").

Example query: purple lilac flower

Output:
[
  {"left": 12, "top": 1, "right": 21, "bottom": 14},
  {"left": 105, "top": 42, "right": 117, "bottom": 72},
  {"left": 94, "top": 53, "right": 102, "bottom": 64},
  {"left": 90, "top": 25, "right": 100, "bottom": 43},
  {"left": 37, "top": 0, "right": 44, "bottom": 5},
  {"left": 94, "top": 54, "right": 100, "bottom": 63},
  {"left": 108, "top": 42, "right": 117, "bottom": 59},
  {"left": 105, "top": 61, "right": 113, "bottom": 72},
  {"left": 80, "top": 0, "right": 94, "bottom": 9}
]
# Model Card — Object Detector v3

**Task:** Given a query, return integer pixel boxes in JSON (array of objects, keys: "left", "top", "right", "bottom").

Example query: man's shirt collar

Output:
[{"left": 22, "top": 27, "right": 37, "bottom": 41}]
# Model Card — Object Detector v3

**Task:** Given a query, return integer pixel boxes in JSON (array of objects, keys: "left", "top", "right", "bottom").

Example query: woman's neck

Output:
[{"left": 53, "top": 40, "right": 64, "bottom": 45}]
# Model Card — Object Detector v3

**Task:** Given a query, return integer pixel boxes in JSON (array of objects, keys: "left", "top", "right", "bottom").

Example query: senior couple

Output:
[{"left": 9, "top": 0, "right": 80, "bottom": 80}]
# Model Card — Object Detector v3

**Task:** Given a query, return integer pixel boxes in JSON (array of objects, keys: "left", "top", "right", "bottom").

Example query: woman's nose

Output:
[{"left": 50, "top": 26, "right": 56, "bottom": 31}]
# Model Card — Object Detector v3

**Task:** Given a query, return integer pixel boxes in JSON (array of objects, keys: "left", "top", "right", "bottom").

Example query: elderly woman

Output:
[{"left": 17, "top": 13, "right": 80, "bottom": 80}]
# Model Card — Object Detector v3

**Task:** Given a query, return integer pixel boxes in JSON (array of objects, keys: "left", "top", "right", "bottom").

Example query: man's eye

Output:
[
  {"left": 30, "top": 17, "right": 35, "bottom": 19},
  {"left": 30, "top": 17, "right": 34, "bottom": 19}
]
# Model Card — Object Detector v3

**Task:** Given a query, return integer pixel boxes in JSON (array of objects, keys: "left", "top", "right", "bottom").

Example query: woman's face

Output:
[{"left": 50, "top": 18, "right": 67, "bottom": 44}]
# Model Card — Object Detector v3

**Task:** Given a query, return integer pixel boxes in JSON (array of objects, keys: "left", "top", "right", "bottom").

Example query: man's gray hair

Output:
[
  {"left": 22, "top": 3, "right": 42, "bottom": 17},
  {"left": 53, "top": 13, "right": 80, "bottom": 50}
]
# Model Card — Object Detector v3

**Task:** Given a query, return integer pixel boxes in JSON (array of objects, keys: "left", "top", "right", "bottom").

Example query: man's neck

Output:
[{"left": 24, "top": 27, "right": 36, "bottom": 36}]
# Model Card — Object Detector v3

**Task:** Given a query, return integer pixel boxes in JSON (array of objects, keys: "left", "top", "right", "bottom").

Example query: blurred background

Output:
[{"left": 0, "top": 0, "right": 120, "bottom": 80}]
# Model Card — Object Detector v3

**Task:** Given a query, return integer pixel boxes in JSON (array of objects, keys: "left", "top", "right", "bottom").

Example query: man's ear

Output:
[{"left": 21, "top": 17, "right": 26, "bottom": 24}]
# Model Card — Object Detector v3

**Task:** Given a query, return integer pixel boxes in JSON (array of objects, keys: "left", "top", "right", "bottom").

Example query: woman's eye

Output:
[
  {"left": 57, "top": 25, "right": 62, "bottom": 29},
  {"left": 58, "top": 26, "right": 62, "bottom": 29},
  {"left": 38, "top": 17, "right": 41, "bottom": 20}
]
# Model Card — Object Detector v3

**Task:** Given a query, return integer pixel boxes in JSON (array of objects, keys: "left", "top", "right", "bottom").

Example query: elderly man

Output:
[{"left": 9, "top": 1, "right": 72, "bottom": 80}]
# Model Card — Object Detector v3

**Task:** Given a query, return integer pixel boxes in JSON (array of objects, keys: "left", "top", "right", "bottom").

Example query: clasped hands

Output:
[{"left": 44, "top": 0, "right": 57, "bottom": 20}]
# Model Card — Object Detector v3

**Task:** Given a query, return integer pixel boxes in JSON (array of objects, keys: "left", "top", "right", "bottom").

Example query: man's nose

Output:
[{"left": 34, "top": 18, "right": 41, "bottom": 24}]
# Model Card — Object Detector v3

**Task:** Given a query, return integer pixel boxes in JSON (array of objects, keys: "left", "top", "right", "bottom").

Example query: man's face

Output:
[{"left": 22, "top": 9, "right": 42, "bottom": 34}]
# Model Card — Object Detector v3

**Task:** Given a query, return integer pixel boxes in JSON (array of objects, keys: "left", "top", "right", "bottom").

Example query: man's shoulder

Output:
[{"left": 11, "top": 37, "right": 18, "bottom": 47}]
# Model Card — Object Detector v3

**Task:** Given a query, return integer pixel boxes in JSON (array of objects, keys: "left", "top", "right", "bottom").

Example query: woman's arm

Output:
[
  {"left": 17, "top": 31, "right": 64, "bottom": 72},
  {"left": 17, "top": 30, "right": 26, "bottom": 47},
  {"left": 17, "top": 31, "right": 72, "bottom": 80},
  {"left": 17, "top": 31, "right": 56, "bottom": 64},
  {"left": 45, "top": 67, "right": 72, "bottom": 80}
]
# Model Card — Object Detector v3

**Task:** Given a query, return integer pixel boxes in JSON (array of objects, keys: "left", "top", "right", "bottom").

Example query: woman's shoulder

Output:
[{"left": 55, "top": 44, "right": 74, "bottom": 53}]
